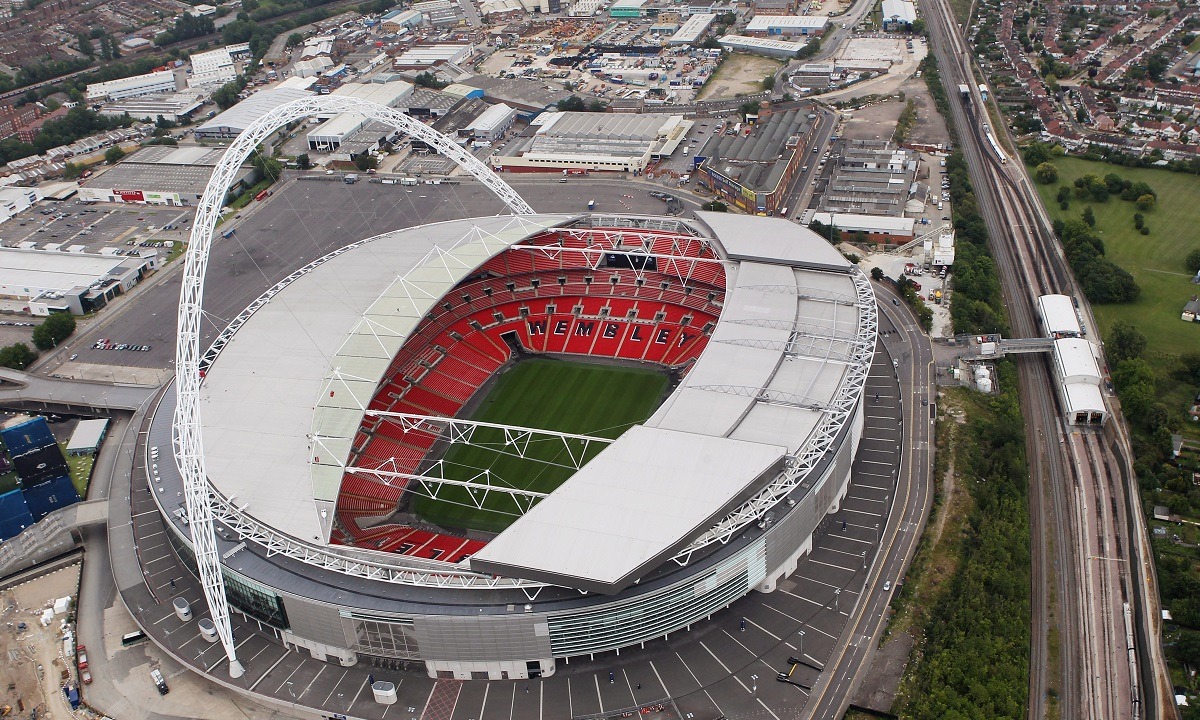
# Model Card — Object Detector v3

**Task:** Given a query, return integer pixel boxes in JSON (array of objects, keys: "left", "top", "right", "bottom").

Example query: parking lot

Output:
[
  {"left": 2, "top": 202, "right": 192, "bottom": 256},
  {"left": 43, "top": 177, "right": 673, "bottom": 380}
]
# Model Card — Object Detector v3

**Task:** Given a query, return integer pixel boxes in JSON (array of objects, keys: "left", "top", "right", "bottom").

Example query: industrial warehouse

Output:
[
  {"left": 491, "top": 112, "right": 693, "bottom": 173},
  {"left": 694, "top": 107, "right": 815, "bottom": 215},
  {"left": 76, "top": 146, "right": 256, "bottom": 206}
]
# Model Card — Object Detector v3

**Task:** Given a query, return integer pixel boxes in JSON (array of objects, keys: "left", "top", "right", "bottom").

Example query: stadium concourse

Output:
[{"left": 126, "top": 208, "right": 886, "bottom": 715}]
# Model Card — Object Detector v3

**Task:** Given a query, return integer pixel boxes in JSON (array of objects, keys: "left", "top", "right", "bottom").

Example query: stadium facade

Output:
[{"left": 146, "top": 210, "right": 876, "bottom": 682}]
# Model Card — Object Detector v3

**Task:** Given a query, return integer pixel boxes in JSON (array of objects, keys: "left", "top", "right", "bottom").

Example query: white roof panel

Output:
[
  {"left": 698, "top": 212, "right": 851, "bottom": 271},
  {"left": 470, "top": 426, "right": 786, "bottom": 593},
  {"left": 1037, "top": 294, "right": 1081, "bottom": 336},
  {"left": 200, "top": 215, "right": 570, "bottom": 544}
]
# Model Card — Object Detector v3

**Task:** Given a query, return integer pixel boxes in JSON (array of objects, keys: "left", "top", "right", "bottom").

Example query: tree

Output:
[
  {"left": 31, "top": 312, "right": 76, "bottom": 350},
  {"left": 285, "top": 32, "right": 304, "bottom": 49},
  {"left": 63, "top": 162, "right": 85, "bottom": 179},
  {"left": 251, "top": 147, "right": 282, "bottom": 183},
  {"left": 1023, "top": 142, "right": 1054, "bottom": 165},
  {"left": 1135, "top": 194, "right": 1156, "bottom": 211},
  {"left": 1034, "top": 161, "right": 1058, "bottom": 184},
  {"left": 762, "top": 74, "right": 776, "bottom": 91},
  {"left": 352, "top": 153, "right": 378, "bottom": 172},
  {"left": 1082, "top": 205, "right": 1095, "bottom": 227},
  {"left": 1133, "top": 212, "right": 1144, "bottom": 230},
  {"left": 1186, "top": 247, "right": 1200, "bottom": 274},
  {"left": 104, "top": 146, "right": 126, "bottom": 164},
  {"left": 76, "top": 32, "right": 94, "bottom": 57},
  {"left": 0, "top": 343, "right": 36, "bottom": 370},
  {"left": 556, "top": 95, "right": 586, "bottom": 112},
  {"left": 414, "top": 71, "right": 449, "bottom": 89},
  {"left": 871, "top": 266, "right": 885, "bottom": 281},
  {"left": 296, "top": 153, "right": 312, "bottom": 170},
  {"left": 701, "top": 201, "right": 727, "bottom": 211},
  {"left": 1108, "top": 320, "right": 1147, "bottom": 363}
]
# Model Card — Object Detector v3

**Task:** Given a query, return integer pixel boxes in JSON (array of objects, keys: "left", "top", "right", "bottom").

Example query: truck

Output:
[
  {"left": 978, "top": 83, "right": 989, "bottom": 101},
  {"left": 343, "top": 174, "right": 358, "bottom": 184},
  {"left": 958, "top": 83, "right": 970, "bottom": 99},
  {"left": 151, "top": 669, "right": 170, "bottom": 695},
  {"left": 399, "top": 177, "right": 419, "bottom": 186}
]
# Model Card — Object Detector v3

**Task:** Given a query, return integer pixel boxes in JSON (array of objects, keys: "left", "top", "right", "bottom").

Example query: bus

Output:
[
  {"left": 121, "top": 631, "right": 147, "bottom": 646},
  {"left": 254, "top": 189, "right": 270, "bottom": 201}
]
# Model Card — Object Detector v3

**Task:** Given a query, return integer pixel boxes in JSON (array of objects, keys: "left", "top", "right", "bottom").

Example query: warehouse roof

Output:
[
  {"left": 718, "top": 34, "right": 808, "bottom": 54},
  {"left": 194, "top": 87, "right": 315, "bottom": 136},
  {"left": 0, "top": 248, "right": 132, "bottom": 291},
  {"left": 696, "top": 108, "right": 812, "bottom": 193},
  {"left": 745, "top": 14, "right": 829, "bottom": 30}
]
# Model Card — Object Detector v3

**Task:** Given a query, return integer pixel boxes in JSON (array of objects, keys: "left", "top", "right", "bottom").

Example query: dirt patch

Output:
[
  {"left": 696, "top": 53, "right": 782, "bottom": 101},
  {"left": 854, "top": 631, "right": 915, "bottom": 712},
  {"left": 0, "top": 563, "right": 83, "bottom": 720},
  {"left": 838, "top": 73, "right": 951, "bottom": 148}
]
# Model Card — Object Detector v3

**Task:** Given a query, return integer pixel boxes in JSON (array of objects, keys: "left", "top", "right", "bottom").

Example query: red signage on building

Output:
[{"left": 115, "top": 189, "right": 144, "bottom": 202}]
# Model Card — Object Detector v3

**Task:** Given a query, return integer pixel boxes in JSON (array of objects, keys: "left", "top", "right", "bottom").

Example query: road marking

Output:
[
  {"left": 566, "top": 677, "right": 573, "bottom": 718},
  {"left": 594, "top": 673, "right": 603, "bottom": 714},
  {"left": 297, "top": 663, "right": 327, "bottom": 699},
  {"left": 743, "top": 617, "right": 782, "bottom": 640},
  {"left": 480, "top": 680, "right": 491, "bottom": 718},
  {"left": 757, "top": 697, "right": 783, "bottom": 720},
  {"left": 841, "top": 507, "right": 882, "bottom": 517},
  {"left": 321, "top": 669, "right": 349, "bottom": 707},
  {"left": 273, "top": 657, "right": 307, "bottom": 696},
  {"left": 348, "top": 677, "right": 369, "bottom": 714},
  {"left": 821, "top": 546, "right": 868, "bottom": 561},
  {"left": 246, "top": 648, "right": 288, "bottom": 691},
  {"left": 809, "top": 558, "right": 857, "bottom": 573},
  {"left": 670, "top": 652, "right": 724, "bottom": 716}
]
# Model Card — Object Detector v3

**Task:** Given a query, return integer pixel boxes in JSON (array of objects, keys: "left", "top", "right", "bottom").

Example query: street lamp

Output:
[
  {"left": 750, "top": 674, "right": 758, "bottom": 694},
  {"left": 834, "top": 588, "right": 840, "bottom": 611},
  {"left": 798, "top": 630, "right": 805, "bottom": 656}
]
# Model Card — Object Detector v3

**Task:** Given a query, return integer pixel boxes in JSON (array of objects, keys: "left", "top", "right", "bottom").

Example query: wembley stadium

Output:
[{"left": 144, "top": 205, "right": 877, "bottom": 682}]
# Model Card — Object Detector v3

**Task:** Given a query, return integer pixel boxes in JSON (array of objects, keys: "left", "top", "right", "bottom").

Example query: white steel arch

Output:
[{"left": 173, "top": 95, "right": 534, "bottom": 679}]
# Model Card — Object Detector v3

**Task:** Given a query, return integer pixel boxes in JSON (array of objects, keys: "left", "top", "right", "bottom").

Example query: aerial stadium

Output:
[{"left": 143, "top": 96, "right": 877, "bottom": 685}]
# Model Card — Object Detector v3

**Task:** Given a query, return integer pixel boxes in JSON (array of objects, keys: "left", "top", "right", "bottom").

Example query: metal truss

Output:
[
  {"left": 689, "top": 384, "right": 841, "bottom": 412},
  {"left": 714, "top": 337, "right": 863, "bottom": 365},
  {"left": 736, "top": 284, "right": 861, "bottom": 307},
  {"left": 349, "top": 465, "right": 545, "bottom": 515},
  {"left": 544, "top": 226, "right": 719, "bottom": 256},
  {"left": 366, "top": 412, "right": 612, "bottom": 471},
  {"left": 578, "top": 214, "right": 701, "bottom": 235},
  {"left": 507, "top": 243, "right": 724, "bottom": 286},
  {"left": 173, "top": 95, "right": 535, "bottom": 676},
  {"left": 672, "top": 267, "right": 878, "bottom": 563}
]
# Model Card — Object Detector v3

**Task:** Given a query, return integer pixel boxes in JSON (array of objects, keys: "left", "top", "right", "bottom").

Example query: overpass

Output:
[{"left": 0, "top": 367, "right": 157, "bottom": 412}]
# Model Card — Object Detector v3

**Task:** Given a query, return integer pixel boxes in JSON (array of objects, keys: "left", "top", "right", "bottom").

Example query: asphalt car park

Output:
[
  {"left": 3, "top": 202, "right": 191, "bottom": 255},
  {"left": 57, "top": 178, "right": 670, "bottom": 372}
]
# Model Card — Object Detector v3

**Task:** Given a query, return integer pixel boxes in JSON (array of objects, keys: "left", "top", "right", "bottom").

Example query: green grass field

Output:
[
  {"left": 1032, "top": 157, "right": 1200, "bottom": 357},
  {"left": 411, "top": 358, "right": 671, "bottom": 533}
]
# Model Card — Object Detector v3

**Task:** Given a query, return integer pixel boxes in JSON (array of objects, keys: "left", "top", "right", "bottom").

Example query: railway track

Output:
[{"left": 915, "top": 0, "right": 1166, "bottom": 717}]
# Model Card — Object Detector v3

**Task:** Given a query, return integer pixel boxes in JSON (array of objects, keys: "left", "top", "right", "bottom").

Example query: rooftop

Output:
[
  {"left": 696, "top": 108, "right": 812, "bottom": 193},
  {"left": 195, "top": 87, "right": 315, "bottom": 135}
]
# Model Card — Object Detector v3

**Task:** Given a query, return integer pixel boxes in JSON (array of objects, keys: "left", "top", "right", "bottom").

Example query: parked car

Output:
[{"left": 77, "top": 645, "right": 88, "bottom": 670}]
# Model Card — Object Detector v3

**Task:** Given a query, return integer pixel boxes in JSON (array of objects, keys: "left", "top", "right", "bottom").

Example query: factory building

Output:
[
  {"left": 492, "top": 112, "right": 693, "bottom": 173},
  {"left": 609, "top": 0, "right": 648, "bottom": 17},
  {"left": 465, "top": 103, "right": 516, "bottom": 141},
  {"left": 412, "top": 0, "right": 463, "bottom": 26},
  {"left": 718, "top": 34, "right": 808, "bottom": 58},
  {"left": 880, "top": 0, "right": 917, "bottom": 30},
  {"left": 807, "top": 212, "right": 914, "bottom": 243},
  {"left": 392, "top": 44, "right": 473, "bottom": 69},
  {"left": 193, "top": 87, "right": 315, "bottom": 140},
  {"left": 76, "top": 146, "right": 255, "bottom": 206},
  {"left": 381, "top": 7, "right": 424, "bottom": 32},
  {"left": 0, "top": 187, "right": 42, "bottom": 226},
  {"left": 744, "top": 15, "right": 829, "bottom": 36},
  {"left": 669, "top": 14, "right": 716, "bottom": 45},
  {"left": 819, "top": 140, "right": 918, "bottom": 217},
  {"left": 0, "top": 247, "right": 156, "bottom": 315},
  {"left": 86, "top": 71, "right": 177, "bottom": 102},
  {"left": 98, "top": 91, "right": 206, "bottom": 124},
  {"left": 694, "top": 107, "right": 814, "bottom": 215},
  {"left": 307, "top": 82, "right": 416, "bottom": 150},
  {"left": 188, "top": 43, "right": 249, "bottom": 88}
]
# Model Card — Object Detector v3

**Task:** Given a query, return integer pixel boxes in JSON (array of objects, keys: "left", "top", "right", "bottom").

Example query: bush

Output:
[
  {"left": 0, "top": 343, "right": 36, "bottom": 370},
  {"left": 32, "top": 312, "right": 77, "bottom": 350},
  {"left": 104, "top": 146, "right": 125, "bottom": 164},
  {"left": 1187, "top": 248, "right": 1200, "bottom": 274},
  {"left": 1135, "top": 194, "right": 1156, "bottom": 211},
  {"left": 1034, "top": 162, "right": 1059, "bottom": 184}
]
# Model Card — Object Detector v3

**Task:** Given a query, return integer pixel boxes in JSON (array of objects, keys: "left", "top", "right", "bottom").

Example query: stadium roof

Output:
[
  {"left": 200, "top": 212, "right": 870, "bottom": 592},
  {"left": 471, "top": 213, "right": 863, "bottom": 593},
  {"left": 200, "top": 216, "right": 569, "bottom": 544},
  {"left": 470, "top": 427, "right": 786, "bottom": 592}
]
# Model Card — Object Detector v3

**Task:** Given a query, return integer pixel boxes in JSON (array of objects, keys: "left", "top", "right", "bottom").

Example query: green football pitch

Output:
[{"left": 411, "top": 358, "right": 670, "bottom": 533}]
